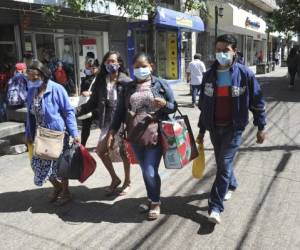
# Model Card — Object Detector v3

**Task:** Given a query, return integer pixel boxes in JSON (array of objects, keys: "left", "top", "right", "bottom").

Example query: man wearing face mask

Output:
[{"left": 197, "top": 34, "right": 267, "bottom": 224}]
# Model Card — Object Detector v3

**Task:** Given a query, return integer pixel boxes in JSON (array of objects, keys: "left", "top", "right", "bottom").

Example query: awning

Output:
[
  {"left": 207, "top": 2, "right": 267, "bottom": 39},
  {"left": 155, "top": 7, "right": 204, "bottom": 32}
]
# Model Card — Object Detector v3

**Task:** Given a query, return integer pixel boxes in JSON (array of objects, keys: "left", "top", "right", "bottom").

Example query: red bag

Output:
[
  {"left": 79, "top": 144, "right": 97, "bottom": 183},
  {"left": 124, "top": 140, "right": 138, "bottom": 165}
]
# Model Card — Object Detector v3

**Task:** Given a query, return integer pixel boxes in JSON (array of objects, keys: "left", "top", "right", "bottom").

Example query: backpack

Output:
[{"left": 6, "top": 74, "right": 28, "bottom": 106}]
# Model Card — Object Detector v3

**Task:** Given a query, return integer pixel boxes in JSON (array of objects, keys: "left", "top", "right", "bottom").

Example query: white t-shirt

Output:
[{"left": 187, "top": 59, "right": 206, "bottom": 85}]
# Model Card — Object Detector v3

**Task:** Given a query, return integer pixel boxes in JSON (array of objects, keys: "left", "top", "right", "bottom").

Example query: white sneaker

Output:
[
  {"left": 208, "top": 211, "right": 221, "bottom": 224},
  {"left": 224, "top": 190, "right": 234, "bottom": 201}
]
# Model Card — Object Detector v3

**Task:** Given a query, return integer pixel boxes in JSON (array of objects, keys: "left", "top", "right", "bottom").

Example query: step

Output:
[
  {"left": 6, "top": 107, "right": 27, "bottom": 123},
  {"left": 0, "top": 122, "right": 25, "bottom": 139}
]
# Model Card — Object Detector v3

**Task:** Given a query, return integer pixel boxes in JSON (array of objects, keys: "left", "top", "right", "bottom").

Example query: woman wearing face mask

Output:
[
  {"left": 77, "top": 51, "right": 132, "bottom": 195},
  {"left": 107, "top": 52, "right": 177, "bottom": 220},
  {"left": 80, "top": 59, "right": 100, "bottom": 146},
  {"left": 25, "top": 60, "right": 80, "bottom": 205}
]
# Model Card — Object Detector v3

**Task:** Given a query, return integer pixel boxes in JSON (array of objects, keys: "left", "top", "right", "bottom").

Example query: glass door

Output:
[{"left": 55, "top": 36, "right": 79, "bottom": 95}]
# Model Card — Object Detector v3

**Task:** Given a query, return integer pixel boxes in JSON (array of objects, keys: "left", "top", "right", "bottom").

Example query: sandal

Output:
[
  {"left": 56, "top": 193, "right": 72, "bottom": 206},
  {"left": 48, "top": 186, "right": 62, "bottom": 203},
  {"left": 148, "top": 203, "right": 161, "bottom": 220},
  {"left": 139, "top": 200, "right": 152, "bottom": 213},
  {"left": 105, "top": 179, "right": 122, "bottom": 194},
  {"left": 119, "top": 183, "right": 131, "bottom": 196}
]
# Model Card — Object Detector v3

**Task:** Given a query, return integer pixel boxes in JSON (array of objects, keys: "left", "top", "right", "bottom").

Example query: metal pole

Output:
[{"left": 215, "top": 5, "right": 218, "bottom": 43}]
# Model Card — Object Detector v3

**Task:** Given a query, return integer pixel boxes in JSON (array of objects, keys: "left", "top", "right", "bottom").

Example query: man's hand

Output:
[
  {"left": 256, "top": 130, "right": 265, "bottom": 144},
  {"left": 196, "top": 133, "right": 204, "bottom": 144}
]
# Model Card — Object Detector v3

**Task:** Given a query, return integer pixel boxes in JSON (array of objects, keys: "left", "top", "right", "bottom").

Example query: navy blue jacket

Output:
[
  {"left": 110, "top": 76, "right": 177, "bottom": 132},
  {"left": 198, "top": 61, "right": 266, "bottom": 133}
]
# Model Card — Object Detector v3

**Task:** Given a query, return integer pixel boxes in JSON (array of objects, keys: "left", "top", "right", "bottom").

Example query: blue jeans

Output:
[
  {"left": 208, "top": 126, "right": 243, "bottom": 213},
  {"left": 191, "top": 85, "right": 201, "bottom": 104},
  {"left": 131, "top": 144, "right": 162, "bottom": 203}
]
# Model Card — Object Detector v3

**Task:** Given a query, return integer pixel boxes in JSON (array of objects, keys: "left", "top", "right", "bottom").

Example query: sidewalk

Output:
[{"left": 1, "top": 66, "right": 300, "bottom": 250}]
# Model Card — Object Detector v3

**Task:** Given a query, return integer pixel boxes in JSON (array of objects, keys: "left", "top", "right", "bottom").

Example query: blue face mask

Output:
[
  {"left": 84, "top": 69, "right": 92, "bottom": 76},
  {"left": 216, "top": 52, "right": 234, "bottom": 66},
  {"left": 133, "top": 67, "right": 151, "bottom": 80},
  {"left": 105, "top": 63, "right": 120, "bottom": 74},
  {"left": 28, "top": 79, "right": 43, "bottom": 89}
]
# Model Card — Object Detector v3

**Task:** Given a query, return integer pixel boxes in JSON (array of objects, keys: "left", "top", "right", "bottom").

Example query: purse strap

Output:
[{"left": 88, "top": 77, "right": 96, "bottom": 92}]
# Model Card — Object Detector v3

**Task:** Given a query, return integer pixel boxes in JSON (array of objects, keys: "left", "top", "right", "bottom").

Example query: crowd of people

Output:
[{"left": 2, "top": 34, "right": 268, "bottom": 224}]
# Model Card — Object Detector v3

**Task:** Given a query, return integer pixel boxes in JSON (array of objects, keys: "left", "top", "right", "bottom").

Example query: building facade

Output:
[{"left": 197, "top": 0, "right": 278, "bottom": 67}]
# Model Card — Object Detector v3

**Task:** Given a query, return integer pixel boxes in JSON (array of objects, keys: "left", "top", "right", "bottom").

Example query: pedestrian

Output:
[
  {"left": 76, "top": 51, "right": 132, "bottom": 196},
  {"left": 107, "top": 52, "right": 177, "bottom": 220},
  {"left": 79, "top": 59, "right": 99, "bottom": 146},
  {"left": 186, "top": 53, "right": 206, "bottom": 107},
  {"left": 197, "top": 34, "right": 266, "bottom": 224},
  {"left": 25, "top": 60, "right": 80, "bottom": 205},
  {"left": 274, "top": 50, "right": 280, "bottom": 65},
  {"left": 6, "top": 63, "right": 28, "bottom": 109},
  {"left": 287, "top": 48, "right": 298, "bottom": 89}
]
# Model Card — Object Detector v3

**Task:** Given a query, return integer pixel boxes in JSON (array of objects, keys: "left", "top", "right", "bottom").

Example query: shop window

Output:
[{"left": 36, "top": 34, "right": 55, "bottom": 66}]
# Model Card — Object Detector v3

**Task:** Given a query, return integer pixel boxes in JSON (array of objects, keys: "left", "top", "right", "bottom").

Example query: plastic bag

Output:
[{"left": 192, "top": 143, "right": 205, "bottom": 179}]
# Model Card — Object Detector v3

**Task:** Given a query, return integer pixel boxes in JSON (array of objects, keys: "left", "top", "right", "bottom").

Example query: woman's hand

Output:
[
  {"left": 73, "top": 136, "right": 81, "bottom": 144},
  {"left": 107, "top": 131, "right": 115, "bottom": 150},
  {"left": 154, "top": 97, "right": 167, "bottom": 108},
  {"left": 82, "top": 91, "right": 92, "bottom": 97}
]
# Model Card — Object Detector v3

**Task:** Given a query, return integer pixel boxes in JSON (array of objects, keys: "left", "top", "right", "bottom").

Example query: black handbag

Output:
[{"left": 57, "top": 143, "right": 83, "bottom": 179}]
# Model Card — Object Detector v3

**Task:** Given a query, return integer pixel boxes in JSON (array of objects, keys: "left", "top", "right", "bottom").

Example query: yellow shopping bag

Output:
[
  {"left": 27, "top": 143, "right": 33, "bottom": 164},
  {"left": 192, "top": 143, "right": 205, "bottom": 179}
]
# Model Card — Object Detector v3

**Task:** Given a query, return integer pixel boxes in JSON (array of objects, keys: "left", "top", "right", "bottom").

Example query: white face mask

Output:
[
  {"left": 216, "top": 52, "right": 234, "bottom": 66},
  {"left": 133, "top": 67, "right": 151, "bottom": 80},
  {"left": 28, "top": 79, "right": 43, "bottom": 89}
]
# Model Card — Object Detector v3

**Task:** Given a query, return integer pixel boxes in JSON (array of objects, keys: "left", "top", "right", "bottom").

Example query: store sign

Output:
[
  {"left": 176, "top": 17, "right": 193, "bottom": 28},
  {"left": 245, "top": 17, "right": 260, "bottom": 29}
]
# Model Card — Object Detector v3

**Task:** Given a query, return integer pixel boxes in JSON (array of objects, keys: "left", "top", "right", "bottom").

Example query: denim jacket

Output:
[
  {"left": 110, "top": 76, "right": 177, "bottom": 132},
  {"left": 26, "top": 80, "right": 79, "bottom": 141},
  {"left": 198, "top": 61, "right": 266, "bottom": 133}
]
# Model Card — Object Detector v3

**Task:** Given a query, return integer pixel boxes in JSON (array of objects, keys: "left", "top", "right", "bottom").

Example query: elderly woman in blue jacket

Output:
[{"left": 25, "top": 60, "right": 79, "bottom": 205}]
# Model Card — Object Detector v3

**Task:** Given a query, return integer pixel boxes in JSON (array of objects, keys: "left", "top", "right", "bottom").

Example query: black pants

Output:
[
  {"left": 288, "top": 69, "right": 297, "bottom": 86},
  {"left": 81, "top": 117, "right": 93, "bottom": 146}
]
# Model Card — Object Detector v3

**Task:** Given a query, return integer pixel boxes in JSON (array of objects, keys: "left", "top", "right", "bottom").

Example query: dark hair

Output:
[
  {"left": 132, "top": 52, "right": 153, "bottom": 65},
  {"left": 99, "top": 51, "right": 126, "bottom": 76},
  {"left": 216, "top": 34, "right": 237, "bottom": 49},
  {"left": 87, "top": 52, "right": 95, "bottom": 59},
  {"left": 28, "top": 60, "right": 51, "bottom": 81},
  {"left": 194, "top": 53, "right": 202, "bottom": 60}
]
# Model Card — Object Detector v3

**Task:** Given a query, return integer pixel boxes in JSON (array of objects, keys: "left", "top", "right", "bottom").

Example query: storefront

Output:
[
  {"left": 23, "top": 29, "right": 107, "bottom": 95},
  {"left": 127, "top": 7, "right": 204, "bottom": 82},
  {"left": 205, "top": 2, "right": 267, "bottom": 66}
]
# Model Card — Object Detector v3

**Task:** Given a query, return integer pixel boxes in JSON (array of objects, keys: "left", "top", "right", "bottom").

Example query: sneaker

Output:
[
  {"left": 224, "top": 190, "right": 234, "bottom": 201},
  {"left": 288, "top": 85, "right": 294, "bottom": 90},
  {"left": 208, "top": 211, "right": 221, "bottom": 224}
]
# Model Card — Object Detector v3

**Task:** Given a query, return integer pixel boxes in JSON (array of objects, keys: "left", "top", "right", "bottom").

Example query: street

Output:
[{"left": 1, "top": 67, "right": 300, "bottom": 250}]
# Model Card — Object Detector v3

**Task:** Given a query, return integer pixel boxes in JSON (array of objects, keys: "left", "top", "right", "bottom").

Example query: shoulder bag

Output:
[
  {"left": 34, "top": 126, "right": 65, "bottom": 160},
  {"left": 77, "top": 77, "right": 96, "bottom": 120}
]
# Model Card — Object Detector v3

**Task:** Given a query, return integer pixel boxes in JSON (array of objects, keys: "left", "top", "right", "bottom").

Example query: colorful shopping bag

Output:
[
  {"left": 192, "top": 143, "right": 205, "bottom": 179},
  {"left": 79, "top": 144, "right": 97, "bottom": 183},
  {"left": 160, "top": 116, "right": 198, "bottom": 169}
]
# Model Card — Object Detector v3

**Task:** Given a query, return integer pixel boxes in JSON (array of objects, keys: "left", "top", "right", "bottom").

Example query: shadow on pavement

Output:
[{"left": 0, "top": 186, "right": 214, "bottom": 232}]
